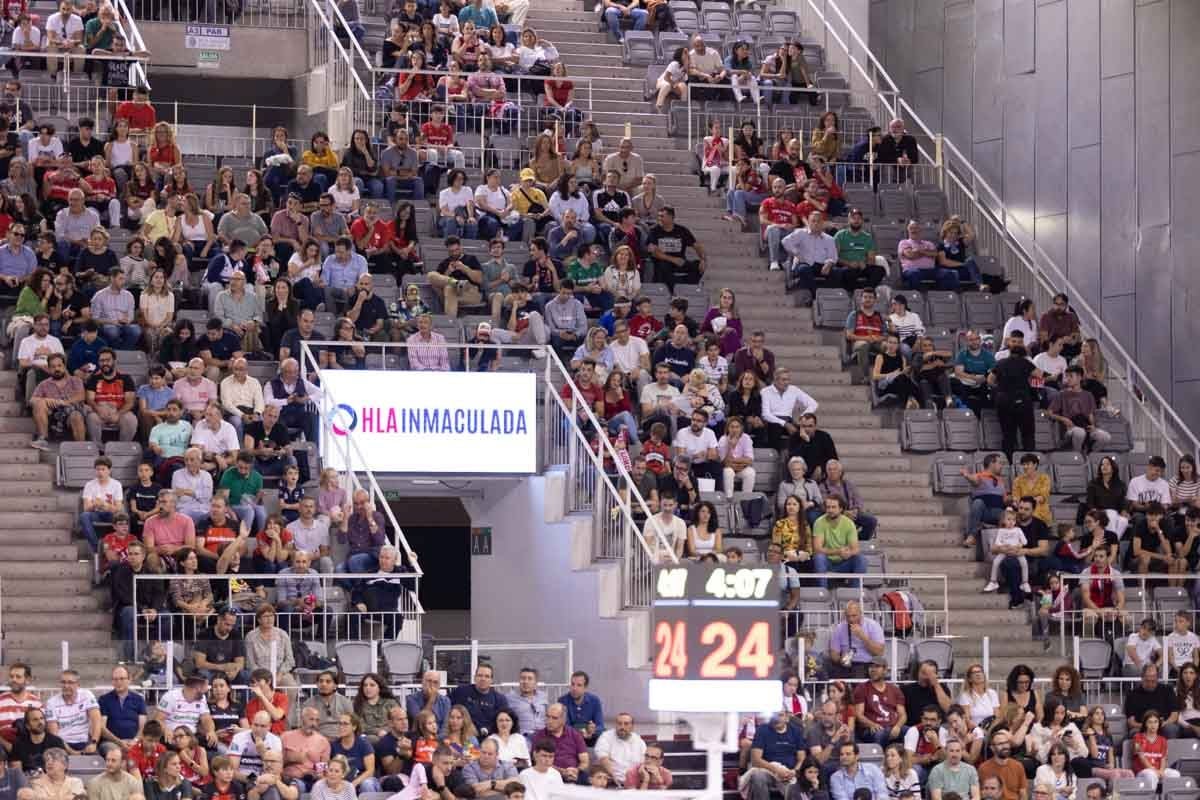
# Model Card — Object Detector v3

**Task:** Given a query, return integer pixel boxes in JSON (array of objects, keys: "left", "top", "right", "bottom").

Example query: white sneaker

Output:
[
  {"left": 769, "top": 261, "right": 781, "bottom": 271},
  {"left": 982, "top": 581, "right": 999, "bottom": 593},
  {"left": 1019, "top": 582, "right": 1032, "bottom": 593}
]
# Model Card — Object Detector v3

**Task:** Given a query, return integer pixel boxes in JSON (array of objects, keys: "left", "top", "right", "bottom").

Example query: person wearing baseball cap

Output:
[
  {"left": 466, "top": 320, "right": 501, "bottom": 371},
  {"left": 832, "top": 207, "right": 885, "bottom": 290},
  {"left": 510, "top": 168, "right": 551, "bottom": 234}
]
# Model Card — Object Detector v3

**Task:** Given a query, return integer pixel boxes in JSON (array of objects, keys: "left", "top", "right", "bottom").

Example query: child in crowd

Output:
[
  {"left": 983, "top": 507, "right": 1029, "bottom": 595},
  {"left": 278, "top": 464, "right": 304, "bottom": 524}
]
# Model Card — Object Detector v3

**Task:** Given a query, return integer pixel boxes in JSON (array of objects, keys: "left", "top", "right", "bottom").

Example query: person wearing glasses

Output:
[
  {"left": 601, "top": 138, "right": 644, "bottom": 194},
  {"left": 44, "top": 670, "right": 101, "bottom": 754}
]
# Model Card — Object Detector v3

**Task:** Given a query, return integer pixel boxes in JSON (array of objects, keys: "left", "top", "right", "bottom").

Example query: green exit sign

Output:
[{"left": 197, "top": 50, "right": 221, "bottom": 68}]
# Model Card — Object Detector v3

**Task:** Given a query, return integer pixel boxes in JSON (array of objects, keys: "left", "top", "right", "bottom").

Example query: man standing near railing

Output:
[
  {"left": 44, "top": 0, "right": 83, "bottom": 83},
  {"left": 336, "top": 489, "right": 386, "bottom": 577}
]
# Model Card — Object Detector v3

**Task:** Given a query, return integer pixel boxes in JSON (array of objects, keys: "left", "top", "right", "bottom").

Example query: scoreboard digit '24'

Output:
[{"left": 648, "top": 564, "right": 782, "bottom": 713}]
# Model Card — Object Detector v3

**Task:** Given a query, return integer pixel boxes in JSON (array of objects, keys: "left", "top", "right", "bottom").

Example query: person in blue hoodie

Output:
[{"left": 67, "top": 319, "right": 108, "bottom": 378}]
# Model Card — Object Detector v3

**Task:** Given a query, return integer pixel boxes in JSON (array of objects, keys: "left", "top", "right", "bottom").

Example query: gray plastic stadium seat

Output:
[
  {"left": 699, "top": 492, "right": 736, "bottom": 532},
  {"left": 658, "top": 31, "right": 689, "bottom": 62},
  {"left": 1094, "top": 409, "right": 1133, "bottom": 452},
  {"left": 766, "top": 9, "right": 797, "bottom": 36},
  {"left": 856, "top": 742, "right": 883, "bottom": 766},
  {"left": 335, "top": 641, "right": 375, "bottom": 683},
  {"left": 843, "top": 185, "right": 876, "bottom": 218},
  {"left": 931, "top": 451, "right": 971, "bottom": 494},
  {"left": 734, "top": 9, "right": 763, "bottom": 35},
  {"left": 1049, "top": 451, "right": 1088, "bottom": 495},
  {"left": 247, "top": 361, "right": 280, "bottom": 382},
  {"left": 1163, "top": 776, "right": 1200, "bottom": 800},
  {"left": 673, "top": 283, "right": 708, "bottom": 305},
  {"left": 1034, "top": 410, "right": 1057, "bottom": 451},
  {"left": 700, "top": 7, "right": 732, "bottom": 37},
  {"left": 1155, "top": 587, "right": 1191, "bottom": 615},
  {"left": 913, "top": 187, "right": 948, "bottom": 222},
  {"left": 814, "top": 288, "right": 852, "bottom": 329},
  {"left": 962, "top": 293, "right": 1000, "bottom": 332},
  {"left": 941, "top": 409, "right": 980, "bottom": 451},
  {"left": 925, "top": 291, "right": 963, "bottom": 330},
  {"left": 622, "top": 30, "right": 657, "bottom": 65},
  {"left": 980, "top": 409, "right": 1003, "bottom": 450},
  {"left": 670, "top": 2, "right": 700, "bottom": 35},
  {"left": 1120, "top": 452, "right": 1151, "bottom": 484},
  {"left": 871, "top": 223, "right": 905, "bottom": 260},
  {"left": 927, "top": 329, "right": 955, "bottom": 354},
  {"left": 58, "top": 441, "right": 100, "bottom": 488},
  {"left": 69, "top": 755, "right": 106, "bottom": 777},
  {"left": 1112, "top": 778, "right": 1156, "bottom": 800},
  {"left": 177, "top": 309, "right": 209, "bottom": 328},
  {"left": 752, "top": 449, "right": 780, "bottom": 492},
  {"left": 876, "top": 185, "right": 913, "bottom": 220},
  {"left": 914, "top": 638, "right": 954, "bottom": 677},
  {"left": 382, "top": 641, "right": 423, "bottom": 683},
  {"left": 1077, "top": 638, "right": 1112, "bottom": 679},
  {"left": 900, "top": 410, "right": 941, "bottom": 452},
  {"left": 103, "top": 442, "right": 142, "bottom": 484}
]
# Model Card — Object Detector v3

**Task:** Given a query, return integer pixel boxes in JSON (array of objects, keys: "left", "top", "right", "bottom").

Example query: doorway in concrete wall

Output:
[{"left": 387, "top": 498, "right": 471, "bottom": 640}]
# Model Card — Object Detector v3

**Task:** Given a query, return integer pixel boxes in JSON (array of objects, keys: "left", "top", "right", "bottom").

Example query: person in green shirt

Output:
[
  {"left": 833, "top": 209, "right": 884, "bottom": 289},
  {"left": 566, "top": 242, "right": 613, "bottom": 311},
  {"left": 218, "top": 451, "right": 266, "bottom": 533},
  {"left": 481, "top": 237, "right": 515, "bottom": 319},
  {"left": 84, "top": 4, "right": 118, "bottom": 54},
  {"left": 927, "top": 739, "right": 979, "bottom": 800},
  {"left": 812, "top": 495, "right": 865, "bottom": 585}
]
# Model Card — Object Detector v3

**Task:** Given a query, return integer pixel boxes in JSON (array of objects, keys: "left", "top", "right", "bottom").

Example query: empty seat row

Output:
[{"left": 623, "top": 24, "right": 806, "bottom": 66}]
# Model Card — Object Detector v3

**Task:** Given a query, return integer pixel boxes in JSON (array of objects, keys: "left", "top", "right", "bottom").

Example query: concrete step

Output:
[
  {"left": 1, "top": 577, "right": 101, "bottom": 597},
  {"left": 0, "top": 371, "right": 18, "bottom": 385},
  {"left": 5, "top": 644, "right": 118, "bottom": 665},
  {"left": 856, "top": 485, "right": 938, "bottom": 500},
  {"left": 780, "top": 370, "right": 852, "bottom": 385},
  {"left": 0, "top": 510, "right": 74, "bottom": 527},
  {"left": 0, "top": 479, "right": 54, "bottom": 496},
  {"left": 526, "top": 9, "right": 601, "bottom": 23},
  {"left": 0, "top": 462, "right": 53, "bottom": 480},
  {"left": 5, "top": 593, "right": 105, "bottom": 613},
  {"left": 0, "top": 449, "right": 43, "bottom": 465},
  {"left": 0, "top": 495, "right": 66, "bottom": 511},
  {"left": 0, "top": 560, "right": 91, "bottom": 578},
  {"left": 0, "top": 400, "right": 25, "bottom": 416},
  {"left": 873, "top": 513, "right": 957, "bottom": 531},
  {"left": 0, "top": 528, "right": 77, "bottom": 545},
  {"left": 4, "top": 627, "right": 114, "bottom": 647},
  {"left": 795, "top": 384, "right": 867, "bottom": 401},
  {"left": 859, "top": 499, "right": 945, "bottom": 515},
  {"left": 0, "top": 416, "right": 36, "bottom": 433},
  {"left": 887, "top": 559, "right": 986, "bottom": 578},
  {"left": 800, "top": 412, "right": 882, "bottom": 428},
  {"left": 0, "top": 543, "right": 81, "bottom": 561},
  {"left": 834, "top": 455, "right": 911, "bottom": 472},
  {"left": 820, "top": 427, "right": 899, "bottom": 444},
  {"left": 5, "top": 611, "right": 113, "bottom": 631},
  {"left": 842, "top": 468, "right": 929, "bottom": 486},
  {"left": 0, "top": 432, "right": 34, "bottom": 447},
  {"left": 876, "top": 530, "right": 967, "bottom": 548},
  {"left": 831, "top": 442, "right": 902, "bottom": 457}
]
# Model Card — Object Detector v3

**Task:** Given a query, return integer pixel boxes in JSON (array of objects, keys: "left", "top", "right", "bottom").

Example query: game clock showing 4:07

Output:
[{"left": 648, "top": 564, "right": 782, "bottom": 713}]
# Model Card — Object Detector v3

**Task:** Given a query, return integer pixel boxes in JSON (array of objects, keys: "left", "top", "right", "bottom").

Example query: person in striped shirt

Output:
[{"left": 0, "top": 663, "right": 40, "bottom": 752}]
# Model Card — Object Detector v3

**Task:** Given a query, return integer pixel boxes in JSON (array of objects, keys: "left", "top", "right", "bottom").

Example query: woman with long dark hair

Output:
[{"left": 391, "top": 201, "right": 422, "bottom": 276}]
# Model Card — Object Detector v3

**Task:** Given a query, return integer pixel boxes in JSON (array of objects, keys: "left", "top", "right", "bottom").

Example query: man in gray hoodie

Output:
[{"left": 543, "top": 280, "right": 586, "bottom": 355}]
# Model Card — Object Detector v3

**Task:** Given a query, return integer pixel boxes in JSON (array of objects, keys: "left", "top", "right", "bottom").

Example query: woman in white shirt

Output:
[
  {"left": 601, "top": 244, "right": 640, "bottom": 299},
  {"left": 1002, "top": 297, "right": 1039, "bottom": 348},
  {"left": 174, "top": 193, "right": 217, "bottom": 262},
  {"left": 1033, "top": 744, "right": 1077, "bottom": 800},
  {"left": 888, "top": 294, "right": 925, "bottom": 358},
  {"left": 655, "top": 47, "right": 689, "bottom": 112},
  {"left": 956, "top": 663, "right": 1000, "bottom": 726},
  {"left": 515, "top": 26, "right": 557, "bottom": 73},
  {"left": 485, "top": 23, "right": 518, "bottom": 71},
  {"left": 547, "top": 174, "right": 594, "bottom": 239},
  {"left": 138, "top": 267, "right": 176, "bottom": 355},
  {"left": 438, "top": 168, "right": 478, "bottom": 239},
  {"left": 881, "top": 745, "right": 920, "bottom": 800},
  {"left": 488, "top": 709, "right": 530, "bottom": 769},
  {"left": 474, "top": 168, "right": 522, "bottom": 241},
  {"left": 328, "top": 167, "right": 361, "bottom": 217}
]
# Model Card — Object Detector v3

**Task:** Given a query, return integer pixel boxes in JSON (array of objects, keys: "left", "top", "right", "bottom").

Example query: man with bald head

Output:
[
  {"left": 280, "top": 707, "right": 329, "bottom": 786},
  {"left": 263, "top": 358, "right": 322, "bottom": 444},
  {"left": 405, "top": 671, "right": 450, "bottom": 734},
  {"left": 533, "top": 703, "right": 589, "bottom": 782},
  {"left": 462, "top": 738, "right": 519, "bottom": 798},
  {"left": 229, "top": 710, "right": 282, "bottom": 781},
  {"left": 828, "top": 601, "right": 885, "bottom": 679},
  {"left": 220, "top": 356, "right": 265, "bottom": 440}
]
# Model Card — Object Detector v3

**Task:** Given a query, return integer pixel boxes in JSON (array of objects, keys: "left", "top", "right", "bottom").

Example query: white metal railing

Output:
[
  {"left": 307, "top": 0, "right": 373, "bottom": 149},
  {"left": 791, "top": 0, "right": 1199, "bottom": 469},
  {"left": 1055, "top": 572, "right": 1200, "bottom": 657},
  {"left": 125, "top": 0, "right": 307, "bottom": 28},
  {"left": 109, "top": 0, "right": 152, "bottom": 89},
  {"left": 295, "top": 339, "right": 677, "bottom": 609},
  {"left": 131, "top": 572, "right": 424, "bottom": 667},
  {"left": 298, "top": 341, "right": 423, "bottom": 573},
  {"left": 0, "top": 49, "right": 150, "bottom": 103},
  {"left": 782, "top": 573, "right": 951, "bottom": 640}
]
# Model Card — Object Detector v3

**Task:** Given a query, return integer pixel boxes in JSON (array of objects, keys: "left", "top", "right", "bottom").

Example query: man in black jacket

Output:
[
  {"left": 350, "top": 545, "right": 415, "bottom": 640},
  {"left": 787, "top": 413, "right": 839, "bottom": 481},
  {"left": 110, "top": 540, "right": 165, "bottom": 661},
  {"left": 875, "top": 119, "right": 920, "bottom": 182}
]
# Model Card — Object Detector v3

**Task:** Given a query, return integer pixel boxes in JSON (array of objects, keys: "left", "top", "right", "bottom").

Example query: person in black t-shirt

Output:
[
  {"left": 1123, "top": 663, "right": 1180, "bottom": 737},
  {"left": 9, "top": 708, "right": 66, "bottom": 773},
  {"left": 192, "top": 609, "right": 249, "bottom": 686},
  {"left": 1079, "top": 509, "right": 1119, "bottom": 564},
  {"left": 646, "top": 206, "right": 705, "bottom": 289},
  {"left": 128, "top": 461, "right": 162, "bottom": 535},
  {"left": 203, "top": 756, "right": 249, "bottom": 800},
  {"left": 242, "top": 403, "right": 296, "bottom": 478},
  {"left": 67, "top": 118, "right": 105, "bottom": 173},
  {"left": 988, "top": 346, "right": 1040, "bottom": 459},
  {"left": 520, "top": 237, "right": 559, "bottom": 309},
  {"left": 902, "top": 660, "right": 952, "bottom": 716},
  {"left": 0, "top": 106, "right": 18, "bottom": 181},
  {"left": 1127, "top": 503, "right": 1179, "bottom": 575}
]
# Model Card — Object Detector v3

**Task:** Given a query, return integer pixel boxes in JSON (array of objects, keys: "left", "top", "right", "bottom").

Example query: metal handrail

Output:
[
  {"left": 796, "top": 0, "right": 1198, "bottom": 463},
  {"left": 307, "top": 0, "right": 372, "bottom": 101},
  {"left": 298, "top": 340, "right": 423, "bottom": 573},
  {"left": 110, "top": 0, "right": 152, "bottom": 90}
]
